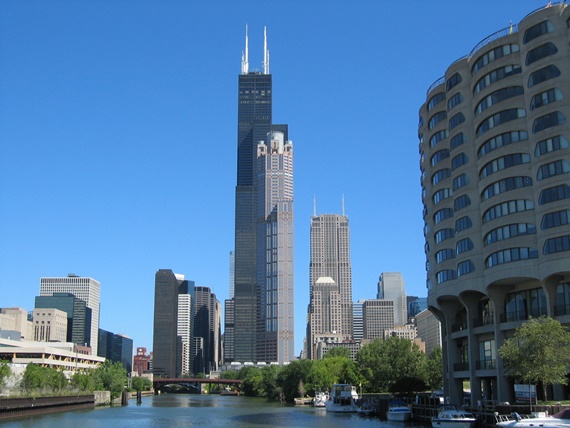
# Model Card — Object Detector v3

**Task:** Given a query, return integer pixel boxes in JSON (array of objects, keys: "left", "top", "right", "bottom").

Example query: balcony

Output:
[
  {"left": 554, "top": 304, "right": 570, "bottom": 316},
  {"left": 473, "top": 313, "right": 495, "bottom": 327},
  {"left": 451, "top": 322, "right": 467, "bottom": 333},
  {"left": 500, "top": 308, "right": 547, "bottom": 323},
  {"left": 476, "top": 359, "right": 496, "bottom": 370},
  {"left": 453, "top": 361, "right": 470, "bottom": 371}
]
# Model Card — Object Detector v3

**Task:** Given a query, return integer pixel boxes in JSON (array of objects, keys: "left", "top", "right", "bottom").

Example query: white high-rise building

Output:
[
  {"left": 177, "top": 292, "right": 193, "bottom": 375},
  {"left": 40, "top": 274, "right": 100, "bottom": 354},
  {"left": 377, "top": 272, "right": 407, "bottom": 326}
]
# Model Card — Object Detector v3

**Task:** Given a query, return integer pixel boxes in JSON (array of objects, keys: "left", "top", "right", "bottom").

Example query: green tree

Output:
[
  {"left": 425, "top": 346, "right": 443, "bottom": 391},
  {"left": 71, "top": 370, "right": 97, "bottom": 392},
  {"left": 131, "top": 376, "right": 152, "bottom": 392},
  {"left": 0, "top": 360, "right": 11, "bottom": 388},
  {"left": 324, "top": 347, "right": 350, "bottom": 359},
  {"left": 356, "top": 337, "right": 426, "bottom": 393},
  {"left": 260, "top": 365, "right": 282, "bottom": 400},
  {"left": 239, "top": 366, "right": 263, "bottom": 397},
  {"left": 21, "top": 364, "right": 68, "bottom": 394},
  {"left": 276, "top": 359, "right": 313, "bottom": 402},
  {"left": 498, "top": 316, "right": 570, "bottom": 401},
  {"left": 94, "top": 360, "right": 127, "bottom": 399}
]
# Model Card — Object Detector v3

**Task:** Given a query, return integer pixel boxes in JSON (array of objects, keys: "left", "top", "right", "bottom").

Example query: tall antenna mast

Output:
[
  {"left": 313, "top": 195, "right": 317, "bottom": 217},
  {"left": 241, "top": 24, "right": 249, "bottom": 74},
  {"left": 342, "top": 194, "right": 345, "bottom": 217},
  {"left": 263, "top": 26, "right": 270, "bottom": 74}
]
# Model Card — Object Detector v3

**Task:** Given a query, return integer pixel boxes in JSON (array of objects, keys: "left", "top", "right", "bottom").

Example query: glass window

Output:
[
  {"left": 505, "top": 288, "right": 546, "bottom": 322},
  {"left": 479, "top": 131, "right": 528, "bottom": 158},
  {"left": 429, "top": 111, "right": 447, "bottom": 130},
  {"left": 480, "top": 153, "right": 531, "bottom": 179},
  {"left": 455, "top": 216, "right": 473, "bottom": 233},
  {"left": 447, "top": 92, "right": 464, "bottom": 111},
  {"left": 556, "top": 282, "right": 570, "bottom": 316},
  {"left": 446, "top": 73, "right": 462, "bottom": 91},
  {"left": 434, "top": 208, "right": 454, "bottom": 224},
  {"left": 483, "top": 199, "right": 534, "bottom": 223},
  {"left": 482, "top": 176, "right": 533, "bottom": 201},
  {"left": 484, "top": 223, "right": 536, "bottom": 245},
  {"left": 535, "top": 135, "right": 569, "bottom": 156},
  {"left": 456, "top": 238, "right": 474, "bottom": 255},
  {"left": 475, "top": 65, "right": 522, "bottom": 94},
  {"left": 436, "top": 248, "right": 455, "bottom": 263},
  {"left": 485, "top": 247, "right": 539, "bottom": 268},
  {"left": 449, "top": 112, "right": 465, "bottom": 130},
  {"left": 432, "top": 168, "right": 451, "bottom": 185},
  {"left": 452, "top": 153, "right": 468, "bottom": 170},
  {"left": 428, "top": 92, "right": 446, "bottom": 111},
  {"left": 532, "top": 111, "right": 566, "bottom": 133},
  {"left": 433, "top": 188, "right": 452, "bottom": 205},
  {"left": 528, "top": 65, "right": 561, "bottom": 88},
  {"left": 537, "top": 159, "right": 570, "bottom": 181},
  {"left": 543, "top": 235, "right": 570, "bottom": 255},
  {"left": 457, "top": 260, "right": 475, "bottom": 276},
  {"left": 454, "top": 195, "right": 471, "bottom": 212},
  {"left": 431, "top": 149, "right": 450, "bottom": 166},
  {"left": 539, "top": 184, "right": 570, "bottom": 205},
  {"left": 436, "top": 269, "right": 456, "bottom": 284},
  {"left": 523, "top": 20, "right": 555, "bottom": 44},
  {"left": 530, "top": 88, "right": 563, "bottom": 110},
  {"left": 475, "top": 86, "right": 524, "bottom": 116},
  {"left": 541, "top": 208, "right": 570, "bottom": 229},
  {"left": 477, "top": 109, "right": 526, "bottom": 136},
  {"left": 430, "top": 130, "right": 448, "bottom": 147},
  {"left": 453, "top": 173, "right": 469, "bottom": 191},
  {"left": 435, "top": 228, "right": 455, "bottom": 244},
  {"left": 526, "top": 42, "right": 558, "bottom": 65},
  {"left": 472, "top": 43, "right": 520, "bottom": 74},
  {"left": 450, "top": 133, "right": 465, "bottom": 151}
]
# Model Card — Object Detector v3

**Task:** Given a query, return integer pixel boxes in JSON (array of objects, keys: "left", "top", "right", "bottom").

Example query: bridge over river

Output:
[{"left": 153, "top": 378, "right": 240, "bottom": 392}]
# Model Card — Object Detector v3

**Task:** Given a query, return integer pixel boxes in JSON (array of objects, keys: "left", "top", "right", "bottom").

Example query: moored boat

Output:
[
  {"left": 432, "top": 404, "right": 477, "bottom": 428},
  {"left": 387, "top": 401, "right": 412, "bottom": 421},
  {"left": 325, "top": 384, "right": 359, "bottom": 413},
  {"left": 313, "top": 390, "right": 329, "bottom": 407},
  {"left": 495, "top": 409, "right": 570, "bottom": 428}
]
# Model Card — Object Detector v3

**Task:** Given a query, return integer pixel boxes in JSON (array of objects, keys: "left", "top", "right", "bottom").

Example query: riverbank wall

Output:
[{"left": 0, "top": 395, "right": 95, "bottom": 420}]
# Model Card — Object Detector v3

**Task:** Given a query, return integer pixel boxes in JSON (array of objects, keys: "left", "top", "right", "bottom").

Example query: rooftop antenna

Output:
[
  {"left": 263, "top": 26, "right": 270, "bottom": 74},
  {"left": 313, "top": 195, "right": 317, "bottom": 217},
  {"left": 241, "top": 24, "right": 249, "bottom": 74},
  {"left": 342, "top": 194, "right": 345, "bottom": 217}
]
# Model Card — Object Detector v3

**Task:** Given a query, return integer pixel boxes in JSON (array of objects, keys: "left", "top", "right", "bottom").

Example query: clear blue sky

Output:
[{"left": 0, "top": 0, "right": 548, "bottom": 356}]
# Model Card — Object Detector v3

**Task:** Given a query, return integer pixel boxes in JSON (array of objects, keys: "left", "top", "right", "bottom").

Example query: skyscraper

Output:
[
  {"left": 230, "top": 26, "right": 292, "bottom": 363},
  {"left": 419, "top": 2, "right": 570, "bottom": 403},
  {"left": 377, "top": 272, "right": 407, "bottom": 326},
  {"left": 306, "top": 210, "right": 353, "bottom": 358},
  {"left": 193, "top": 286, "right": 221, "bottom": 374},
  {"left": 40, "top": 275, "right": 100, "bottom": 354}
]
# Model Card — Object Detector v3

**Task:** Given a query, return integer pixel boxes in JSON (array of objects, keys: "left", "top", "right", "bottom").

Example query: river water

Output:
[{"left": 1, "top": 394, "right": 431, "bottom": 428}]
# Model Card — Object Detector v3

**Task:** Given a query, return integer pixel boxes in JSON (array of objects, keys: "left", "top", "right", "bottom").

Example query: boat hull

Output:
[
  {"left": 432, "top": 419, "right": 476, "bottom": 428},
  {"left": 387, "top": 411, "right": 412, "bottom": 422}
]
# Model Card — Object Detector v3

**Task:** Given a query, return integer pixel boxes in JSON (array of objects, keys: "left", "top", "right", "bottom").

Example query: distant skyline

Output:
[{"left": 0, "top": 0, "right": 549, "bottom": 355}]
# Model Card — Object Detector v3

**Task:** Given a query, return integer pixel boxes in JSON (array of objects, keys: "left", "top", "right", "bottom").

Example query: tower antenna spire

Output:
[
  {"left": 241, "top": 24, "right": 249, "bottom": 74},
  {"left": 263, "top": 26, "right": 270, "bottom": 74},
  {"left": 342, "top": 194, "right": 345, "bottom": 217},
  {"left": 314, "top": 195, "right": 317, "bottom": 217}
]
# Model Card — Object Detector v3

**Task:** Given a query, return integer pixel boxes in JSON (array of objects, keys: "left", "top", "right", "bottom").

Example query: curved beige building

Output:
[{"left": 419, "top": 3, "right": 570, "bottom": 404}]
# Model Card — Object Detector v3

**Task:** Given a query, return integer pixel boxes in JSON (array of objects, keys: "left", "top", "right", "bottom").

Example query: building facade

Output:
[
  {"left": 39, "top": 275, "right": 100, "bottom": 354},
  {"left": 193, "top": 286, "right": 221, "bottom": 375},
  {"left": 98, "top": 329, "right": 133, "bottom": 373},
  {"left": 133, "top": 347, "right": 151, "bottom": 376},
  {"left": 362, "top": 299, "right": 394, "bottom": 341},
  {"left": 419, "top": 2, "right": 570, "bottom": 403},
  {"left": 177, "top": 292, "right": 193, "bottom": 376},
  {"left": 32, "top": 308, "right": 67, "bottom": 343},
  {"left": 377, "top": 272, "right": 407, "bottom": 326}
]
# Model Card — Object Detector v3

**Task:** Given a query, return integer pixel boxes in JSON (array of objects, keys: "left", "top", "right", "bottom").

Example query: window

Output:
[
  {"left": 457, "top": 260, "right": 475, "bottom": 276},
  {"left": 479, "top": 131, "right": 528, "bottom": 158},
  {"left": 480, "top": 153, "right": 531, "bottom": 179},
  {"left": 450, "top": 133, "right": 465, "bottom": 151},
  {"left": 435, "top": 228, "right": 455, "bottom": 243},
  {"left": 456, "top": 238, "right": 474, "bottom": 255},
  {"left": 482, "top": 176, "right": 533, "bottom": 201},
  {"left": 543, "top": 235, "right": 570, "bottom": 255},
  {"left": 432, "top": 168, "right": 451, "bottom": 185},
  {"left": 434, "top": 208, "right": 454, "bottom": 224},
  {"left": 484, "top": 223, "right": 536, "bottom": 245},
  {"left": 535, "top": 135, "right": 569, "bottom": 156},
  {"left": 556, "top": 282, "right": 570, "bottom": 316},
  {"left": 446, "top": 73, "right": 462, "bottom": 91},
  {"left": 541, "top": 208, "right": 570, "bottom": 229},
  {"left": 428, "top": 92, "right": 446, "bottom": 111},
  {"left": 449, "top": 112, "right": 465, "bottom": 130},
  {"left": 431, "top": 149, "right": 450, "bottom": 166},
  {"left": 452, "top": 153, "right": 468, "bottom": 170},
  {"left": 475, "top": 86, "right": 524, "bottom": 115},
  {"left": 430, "top": 130, "right": 448, "bottom": 147},
  {"left": 436, "top": 269, "right": 456, "bottom": 284},
  {"left": 537, "top": 160, "right": 570, "bottom": 181},
  {"left": 472, "top": 43, "right": 520, "bottom": 74},
  {"left": 477, "top": 109, "right": 526, "bottom": 136},
  {"left": 447, "top": 92, "right": 464, "bottom": 111},
  {"left": 455, "top": 216, "right": 473, "bottom": 233},
  {"left": 528, "top": 65, "right": 561, "bottom": 88},
  {"left": 475, "top": 65, "right": 522, "bottom": 94},
  {"left": 532, "top": 111, "right": 565, "bottom": 133},
  {"left": 453, "top": 173, "right": 469, "bottom": 191},
  {"left": 454, "top": 195, "right": 471, "bottom": 211},
  {"left": 436, "top": 248, "right": 455, "bottom": 263},
  {"left": 485, "top": 247, "right": 538, "bottom": 268},
  {"left": 429, "top": 111, "right": 447, "bottom": 130},
  {"left": 526, "top": 42, "right": 558, "bottom": 65},
  {"left": 539, "top": 184, "right": 570, "bottom": 205},
  {"left": 505, "top": 288, "right": 546, "bottom": 322},
  {"left": 523, "top": 20, "right": 554, "bottom": 44},
  {"left": 483, "top": 199, "right": 534, "bottom": 223},
  {"left": 433, "top": 188, "right": 452, "bottom": 205},
  {"left": 530, "top": 88, "right": 563, "bottom": 110}
]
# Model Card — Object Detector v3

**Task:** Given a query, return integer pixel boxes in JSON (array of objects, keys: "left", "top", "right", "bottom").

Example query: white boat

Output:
[
  {"left": 496, "top": 409, "right": 570, "bottom": 428},
  {"left": 387, "top": 401, "right": 412, "bottom": 421},
  {"left": 432, "top": 404, "right": 477, "bottom": 428},
  {"left": 325, "top": 383, "right": 359, "bottom": 413},
  {"left": 313, "top": 390, "right": 329, "bottom": 407},
  {"left": 357, "top": 401, "right": 375, "bottom": 416}
]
